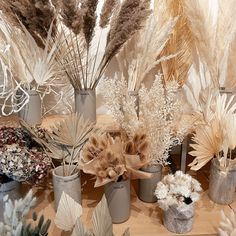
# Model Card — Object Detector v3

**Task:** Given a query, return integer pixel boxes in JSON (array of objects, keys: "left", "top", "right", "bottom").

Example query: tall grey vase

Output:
[
  {"left": 138, "top": 165, "right": 162, "bottom": 203},
  {"left": 0, "top": 180, "right": 21, "bottom": 221},
  {"left": 163, "top": 204, "right": 194, "bottom": 234},
  {"left": 128, "top": 91, "right": 139, "bottom": 116},
  {"left": 104, "top": 179, "right": 130, "bottom": 223},
  {"left": 18, "top": 90, "right": 41, "bottom": 125},
  {"left": 74, "top": 89, "right": 96, "bottom": 123},
  {"left": 52, "top": 165, "right": 81, "bottom": 210},
  {"left": 208, "top": 159, "right": 236, "bottom": 204}
]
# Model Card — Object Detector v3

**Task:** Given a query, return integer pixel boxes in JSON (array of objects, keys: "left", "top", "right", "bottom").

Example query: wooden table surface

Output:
[{"left": 1, "top": 115, "right": 234, "bottom": 235}]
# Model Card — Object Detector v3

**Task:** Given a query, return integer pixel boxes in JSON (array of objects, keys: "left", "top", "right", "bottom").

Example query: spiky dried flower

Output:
[{"left": 99, "top": 0, "right": 117, "bottom": 28}]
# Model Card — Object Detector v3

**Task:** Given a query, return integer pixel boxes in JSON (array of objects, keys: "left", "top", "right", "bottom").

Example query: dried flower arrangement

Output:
[
  {"left": 0, "top": 127, "right": 50, "bottom": 184},
  {"left": 218, "top": 210, "right": 236, "bottom": 236},
  {"left": 55, "top": 0, "right": 151, "bottom": 91},
  {"left": 21, "top": 113, "right": 96, "bottom": 176},
  {"left": 101, "top": 74, "right": 186, "bottom": 166},
  {"left": 80, "top": 131, "right": 152, "bottom": 187},
  {"left": 0, "top": 190, "right": 51, "bottom": 236},
  {"left": 114, "top": 1, "right": 178, "bottom": 91},
  {"left": 189, "top": 93, "right": 236, "bottom": 171},
  {"left": 155, "top": 171, "right": 202, "bottom": 211},
  {"left": 55, "top": 192, "right": 130, "bottom": 235}
]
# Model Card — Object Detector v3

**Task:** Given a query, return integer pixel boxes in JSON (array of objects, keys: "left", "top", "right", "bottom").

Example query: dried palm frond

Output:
[
  {"left": 160, "top": 0, "right": 193, "bottom": 86},
  {"left": 218, "top": 210, "right": 236, "bottom": 236},
  {"left": 0, "top": 0, "right": 57, "bottom": 48}
]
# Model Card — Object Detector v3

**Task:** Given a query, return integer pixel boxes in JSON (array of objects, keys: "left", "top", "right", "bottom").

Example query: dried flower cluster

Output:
[
  {"left": 189, "top": 93, "right": 236, "bottom": 171},
  {"left": 0, "top": 127, "right": 50, "bottom": 183},
  {"left": 80, "top": 132, "right": 151, "bottom": 187},
  {"left": 155, "top": 171, "right": 202, "bottom": 211},
  {"left": 218, "top": 210, "right": 236, "bottom": 236}
]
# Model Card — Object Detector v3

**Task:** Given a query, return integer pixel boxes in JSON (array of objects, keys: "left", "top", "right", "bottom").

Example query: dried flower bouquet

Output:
[
  {"left": 155, "top": 171, "right": 202, "bottom": 211},
  {"left": 80, "top": 131, "right": 152, "bottom": 187}
]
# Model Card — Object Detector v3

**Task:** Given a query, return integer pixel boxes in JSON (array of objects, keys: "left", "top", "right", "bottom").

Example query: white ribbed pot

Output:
[
  {"left": 138, "top": 165, "right": 162, "bottom": 203},
  {"left": 128, "top": 91, "right": 139, "bottom": 116},
  {"left": 208, "top": 158, "right": 236, "bottom": 204},
  {"left": 52, "top": 165, "right": 81, "bottom": 210},
  {"left": 0, "top": 180, "right": 21, "bottom": 221},
  {"left": 163, "top": 203, "right": 194, "bottom": 234},
  {"left": 74, "top": 89, "right": 96, "bottom": 123},
  {"left": 104, "top": 179, "right": 130, "bottom": 224},
  {"left": 18, "top": 90, "right": 41, "bottom": 125}
]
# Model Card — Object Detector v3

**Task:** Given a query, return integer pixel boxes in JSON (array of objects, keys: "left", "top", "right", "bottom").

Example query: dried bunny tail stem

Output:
[
  {"left": 81, "top": 0, "right": 98, "bottom": 46},
  {"left": 60, "top": 0, "right": 84, "bottom": 35},
  {"left": 99, "top": 0, "right": 117, "bottom": 28}
]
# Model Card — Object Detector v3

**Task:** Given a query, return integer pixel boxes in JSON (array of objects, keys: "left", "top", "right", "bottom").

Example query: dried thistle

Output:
[{"left": 99, "top": 0, "right": 117, "bottom": 28}]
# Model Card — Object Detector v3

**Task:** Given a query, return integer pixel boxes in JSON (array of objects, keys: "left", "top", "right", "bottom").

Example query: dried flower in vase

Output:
[
  {"left": 155, "top": 171, "right": 202, "bottom": 211},
  {"left": 80, "top": 131, "right": 152, "bottom": 187}
]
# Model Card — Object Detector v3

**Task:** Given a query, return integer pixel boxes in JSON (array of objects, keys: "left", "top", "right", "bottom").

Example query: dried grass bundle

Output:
[
  {"left": 0, "top": 0, "right": 57, "bottom": 48},
  {"left": 160, "top": 0, "right": 194, "bottom": 86},
  {"left": 99, "top": 0, "right": 117, "bottom": 28},
  {"left": 80, "top": 131, "right": 151, "bottom": 187}
]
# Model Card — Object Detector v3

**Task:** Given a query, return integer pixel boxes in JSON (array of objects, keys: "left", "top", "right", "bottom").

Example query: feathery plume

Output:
[{"left": 99, "top": 0, "right": 117, "bottom": 28}]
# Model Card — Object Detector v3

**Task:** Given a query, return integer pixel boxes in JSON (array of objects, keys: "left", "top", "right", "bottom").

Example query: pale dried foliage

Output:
[
  {"left": 101, "top": 74, "right": 187, "bottom": 165},
  {"left": 160, "top": 0, "right": 194, "bottom": 86},
  {"left": 80, "top": 132, "right": 151, "bottom": 187},
  {"left": 116, "top": 4, "right": 178, "bottom": 91},
  {"left": 218, "top": 210, "right": 236, "bottom": 236},
  {"left": 184, "top": 0, "right": 236, "bottom": 88}
]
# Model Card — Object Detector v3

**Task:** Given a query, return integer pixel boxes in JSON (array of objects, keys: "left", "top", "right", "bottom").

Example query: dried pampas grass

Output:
[{"left": 99, "top": 0, "right": 117, "bottom": 28}]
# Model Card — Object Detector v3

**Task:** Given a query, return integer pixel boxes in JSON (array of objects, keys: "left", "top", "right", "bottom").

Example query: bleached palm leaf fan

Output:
[
  {"left": 114, "top": 1, "right": 178, "bottom": 92},
  {"left": 55, "top": 192, "right": 83, "bottom": 232},
  {"left": 218, "top": 210, "right": 236, "bottom": 236}
]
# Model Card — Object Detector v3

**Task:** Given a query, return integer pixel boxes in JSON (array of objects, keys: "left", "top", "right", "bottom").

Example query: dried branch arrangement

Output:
[
  {"left": 101, "top": 74, "right": 189, "bottom": 166},
  {"left": 20, "top": 113, "right": 96, "bottom": 176},
  {"left": 114, "top": 2, "right": 177, "bottom": 91},
  {"left": 55, "top": 192, "right": 130, "bottom": 235},
  {"left": 80, "top": 131, "right": 152, "bottom": 187},
  {"left": 189, "top": 94, "right": 236, "bottom": 171},
  {"left": 56, "top": 0, "right": 151, "bottom": 90}
]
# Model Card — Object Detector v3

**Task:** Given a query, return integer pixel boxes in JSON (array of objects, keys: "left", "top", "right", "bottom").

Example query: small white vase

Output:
[{"left": 52, "top": 165, "right": 81, "bottom": 210}]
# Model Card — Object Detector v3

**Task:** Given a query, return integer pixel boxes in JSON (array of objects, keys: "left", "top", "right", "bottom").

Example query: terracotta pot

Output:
[
  {"left": 104, "top": 179, "right": 130, "bottom": 223},
  {"left": 74, "top": 89, "right": 96, "bottom": 123},
  {"left": 163, "top": 204, "right": 194, "bottom": 234},
  {"left": 52, "top": 165, "right": 81, "bottom": 210},
  {"left": 18, "top": 90, "right": 42, "bottom": 125},
  {"left": 138, "top": 165, "right": 162, "bottom": 203},
  {"left": 208, "top": 158, "right": 236, "bottom": 204}
]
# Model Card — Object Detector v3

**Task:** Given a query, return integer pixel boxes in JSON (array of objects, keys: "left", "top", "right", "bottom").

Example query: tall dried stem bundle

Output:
[
  {"left": 0, "top": 0, "right": 57, "bottom": 48},
  {"left": 115, "top": 4, "right": 178, "bottom": 91},
  {"left": 56, "top": 0, "right": 151, "bottom": 90},
  {"left": 160, "top": 0, "right": 194, "bottom": 86}
]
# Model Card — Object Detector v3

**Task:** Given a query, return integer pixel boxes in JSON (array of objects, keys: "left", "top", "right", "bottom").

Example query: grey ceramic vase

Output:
[
  {"left": 138, "top": 165, "right": 162, "bottom": 203},
  {"left": 163, "top": 204, "right": 194, "bottom": 234},
  {"left": 128, "top": 91, "right": 139, "bottom": 116},
  {"left": 104, "top": 179, "right": 130, "bottom": 224},
  {"left": 0, "top": 180, "right": 21, "bottom": 221},
  {"left": 74, "top": 89, "right": 96, "bottom": 123},
  {"left": 52, "top": 165, "right": 81, "bottom": 210},
  {"left": 18, "top": 90, "right": 41, "bottom": 125},
  {"left": 208, "top": 158, "right": 236, "bottom": 204}
]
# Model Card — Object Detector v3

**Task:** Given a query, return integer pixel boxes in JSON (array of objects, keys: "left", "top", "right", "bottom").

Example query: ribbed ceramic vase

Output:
[
  {"left": 138, "top": 165, "right": 162, "bottom": 203},
  {"left": 0, "top": 180, "right": 21, "bottom": 221},
  {"left": 163, "top": 204, "right": 194, "bottom": 234},
  {"left": 208, "top": 159, "right": 236, "bottom": 204},
  {"left": 74, "top": 89, "right": 96, "bottom": 123},
  {"left": 104, "top": 179, "right": 130, "bottom": 224},
  {"left": 52, "top": 165, "right": 81, "bottom": 210},
  {"left": 18, "top": 90, "right": 41, "bottom": 125},
  {"left": 128, "top": 91, "right": 139, "bottom": 116}
]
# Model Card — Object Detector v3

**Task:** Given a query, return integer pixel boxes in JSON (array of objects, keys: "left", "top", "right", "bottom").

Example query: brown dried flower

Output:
[{"left": 99, "top": 0, "right": 117, "bottom": 28}]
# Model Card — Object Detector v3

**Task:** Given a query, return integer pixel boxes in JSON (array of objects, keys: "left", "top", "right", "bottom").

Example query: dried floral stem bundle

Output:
[
  {"left": 80, "top": 131, "right": 151, "bottom": 187},
  {"left": 56, "top": 0, "right": 151, "bottom": 90}
]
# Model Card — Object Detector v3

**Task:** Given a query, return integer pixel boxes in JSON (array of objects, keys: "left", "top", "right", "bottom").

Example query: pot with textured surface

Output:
[
  {"left": 18, "top": 90, "right": 41, "bottom": 125},
  {"left": 104, "top": 179, "right": 130, "bottom": 223},
  {"left": 208, "top": 158, "right": 236, "bottom": 204},
  {"left": 163, "top": 203, "right": 194, "bottom": 234},
  {"left": 74, "top": 89, "right": 96, "bottom": 123},
  {"left": 53, "top": 165, "right": 81, "bottom": 210},
  {"left": 138, "top": 165, "right": 162, "bottom": 203}
]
